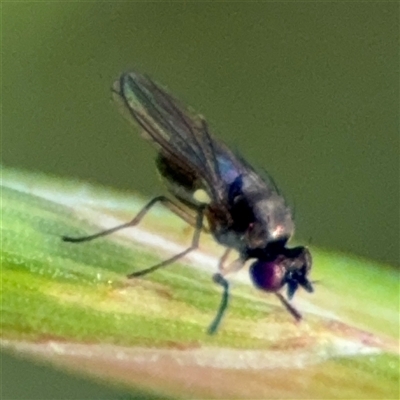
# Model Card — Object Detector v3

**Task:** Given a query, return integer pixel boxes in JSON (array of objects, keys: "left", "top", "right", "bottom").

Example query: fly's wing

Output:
[{"left": 112, "top": 71, "right": 233, "bottom": 201}]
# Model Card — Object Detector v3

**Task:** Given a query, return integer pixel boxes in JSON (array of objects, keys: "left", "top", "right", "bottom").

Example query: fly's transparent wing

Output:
[{"left": 113, "top": 72, "right": 226, "bottom": 200}]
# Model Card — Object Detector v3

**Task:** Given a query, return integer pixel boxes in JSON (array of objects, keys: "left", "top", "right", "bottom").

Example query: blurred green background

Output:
[{"left": 3, "top": 2, "right": 399, "bottom": 268}]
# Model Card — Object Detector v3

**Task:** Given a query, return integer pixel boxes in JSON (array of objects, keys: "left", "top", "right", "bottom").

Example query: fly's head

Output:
[{"left": 249, "top": 245, "right": 313, "bottom": 300}]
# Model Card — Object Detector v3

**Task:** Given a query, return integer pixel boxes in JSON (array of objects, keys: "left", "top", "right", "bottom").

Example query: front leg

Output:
[{"left": 208, "top": 250, "right": 246, "bottom": 334}]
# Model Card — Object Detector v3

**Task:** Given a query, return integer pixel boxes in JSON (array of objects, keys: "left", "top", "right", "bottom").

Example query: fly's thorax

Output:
[
  {"left": 206, "top": 170, "right": 296, "bottom": 252},
  {"left": 243, "top": 191, "right": 294, "bottom": 251},
  {"left": 205, "top": 204, "right": 247, "bottom": 252}
]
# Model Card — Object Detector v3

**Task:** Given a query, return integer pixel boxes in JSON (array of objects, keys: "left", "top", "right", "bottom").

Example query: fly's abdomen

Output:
[{"left": 156, "top": 154, "right": 214, "bottom": 208}]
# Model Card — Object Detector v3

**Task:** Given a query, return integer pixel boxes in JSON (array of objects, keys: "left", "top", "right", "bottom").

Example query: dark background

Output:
[{"left": 3, "top": 3, "right": 399, "bottom": 268}]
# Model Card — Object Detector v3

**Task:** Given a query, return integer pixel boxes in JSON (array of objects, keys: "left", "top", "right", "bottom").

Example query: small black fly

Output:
[{"left": 63, "top": 71, "right": 313, "bottom": 334}]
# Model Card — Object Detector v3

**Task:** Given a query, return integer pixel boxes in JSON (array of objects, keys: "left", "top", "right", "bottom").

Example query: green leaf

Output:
[{"left": 1, "top": 167, "right": 398, "bottom": 399}]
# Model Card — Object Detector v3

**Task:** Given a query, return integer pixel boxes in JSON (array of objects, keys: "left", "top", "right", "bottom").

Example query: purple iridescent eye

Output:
[{"left": 249, "top": 259, "right": 285, "bottom": 293}]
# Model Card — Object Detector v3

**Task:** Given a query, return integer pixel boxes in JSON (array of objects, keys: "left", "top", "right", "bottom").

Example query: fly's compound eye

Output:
[{"left": 249, "top": 258, "right": 286, "bottom": 293}]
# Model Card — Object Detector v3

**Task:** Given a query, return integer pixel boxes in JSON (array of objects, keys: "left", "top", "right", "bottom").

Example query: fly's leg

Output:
[
  {"left": 63, "top": 195, "right": 205, "bottom": 277},
  {"left": 218, "top": 252, "right": 245, "bottom": 276},
  {"left": 208, "top": 272, "right": 229, "bottom": 335},
  {"left": 127, "top": 206, "right": 204, "bottom": 278},
  {"left": 208, "top": 250, "right": 245, "bottom": 335},
  {"left": 62, "top": 196, "right": 200, "bottom": 243},
  {"left": 274, "top": 292, "right": 302, "bottom": 321}
]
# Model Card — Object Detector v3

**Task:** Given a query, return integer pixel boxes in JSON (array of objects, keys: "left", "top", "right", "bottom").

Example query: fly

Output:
[{"left": 62, "top": 71, "right": 314, "bottom": 334}]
